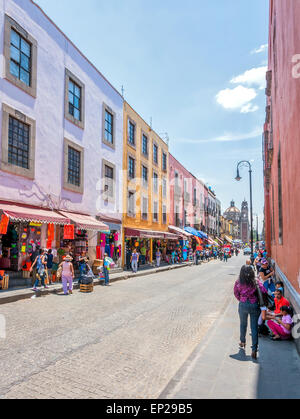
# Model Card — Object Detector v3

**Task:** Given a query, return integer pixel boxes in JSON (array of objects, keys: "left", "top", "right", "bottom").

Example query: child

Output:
[{"left": 266, "top": 306, "right": 293, "bottom": 340}]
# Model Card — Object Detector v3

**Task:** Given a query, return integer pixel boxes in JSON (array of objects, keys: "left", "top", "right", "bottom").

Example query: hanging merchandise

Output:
[
  {"left": 0, "top": 214, "right": 9, "bottom": 235},
  {"left": 48, "top": 224, "right": 55, "bottom": 241},
  {"left": 64, "top": 224, "right": 75, "bottom": 240}
]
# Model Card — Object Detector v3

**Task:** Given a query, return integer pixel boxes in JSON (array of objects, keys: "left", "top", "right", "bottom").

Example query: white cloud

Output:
[
  {"left": 240, "top": 103, "right": 259, "bottom": 113},
  {"left": 216, "top": 85, "right": 258, "bottom": 112},
  {"left": 176, "top": 127, "right": 261, "bottom": 144},
  {"left": 230, "top": 66, "right": 267, "bottom": 90},
  {"left": 251, "top": 44, "right": 268, "bottom": 54}
]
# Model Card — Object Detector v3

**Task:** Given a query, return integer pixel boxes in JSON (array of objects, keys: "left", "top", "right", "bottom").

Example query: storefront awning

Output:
[
  {"left": 59, "top": 211, "right": 110, "bottom": 232},
  {"left": 125, "top": 228, "right": 178, "bottom": 240},
  {"left": 215, "top": 237, "right": 224, "bottom": 245},
  {"left": 224, "top": 235, "right": 233, "bottom": 244},
  {"left": 97, "top": 214, "right": 122, "bottom": 231},
  {"left": 168, "top": 225, "right": 193, "bottom": 238},
  {"left": 184, "top": 227, "right": 207, "bottom": 239},
  {"left": 208, "top": 236, "right": 219, "bottom": 246},
  {"left": 0, "top": 203, "right": 70, "bottom": 225}
]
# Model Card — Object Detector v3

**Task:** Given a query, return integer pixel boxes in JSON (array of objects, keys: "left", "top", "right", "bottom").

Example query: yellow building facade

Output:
[{"left": 122, "top": 102, "right": 170, "bottom": 266}]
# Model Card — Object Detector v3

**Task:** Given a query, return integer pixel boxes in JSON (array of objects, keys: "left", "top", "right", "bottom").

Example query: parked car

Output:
[{"left": 243, "top": 247, "right": 251, "bottom": 255}]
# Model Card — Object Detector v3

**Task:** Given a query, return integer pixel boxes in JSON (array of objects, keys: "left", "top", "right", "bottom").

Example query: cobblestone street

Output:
[
  {"left": 0, "top": 257, "right": 239, "bottom": 399},
  {"left": 1, "top": 256, "right": 299, "bottom": 399}
]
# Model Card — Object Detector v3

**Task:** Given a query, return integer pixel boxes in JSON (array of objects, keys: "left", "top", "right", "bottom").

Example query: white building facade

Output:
[{"left": 0, "top": 0, "right": 124, "bottom": 268}]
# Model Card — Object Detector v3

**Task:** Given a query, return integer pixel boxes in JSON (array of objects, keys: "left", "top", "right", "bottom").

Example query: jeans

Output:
[
  {"left": 131, "top": 260, "right": 138, "bottom": 273},
  {"left": 34, "top": 269, "right": 46, "bottom": 288},
  {"left": 103, "top": 267, "right": 109, "bottom": 285},
  {"left": 239, "top": 301, "right": 260, "bottom": 351}
]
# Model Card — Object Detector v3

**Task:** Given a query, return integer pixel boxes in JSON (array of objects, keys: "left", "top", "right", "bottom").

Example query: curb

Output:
[{"left": 0, "top": 262, "right": 194, "bottom": 306}]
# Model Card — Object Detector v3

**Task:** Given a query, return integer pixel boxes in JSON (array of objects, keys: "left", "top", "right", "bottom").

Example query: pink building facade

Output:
[
  {"left": 169, "top": 153, "right": 194, "bottom": 229},
  {"left": 169, "top": 153, "right": 212, "bottom": 234}
]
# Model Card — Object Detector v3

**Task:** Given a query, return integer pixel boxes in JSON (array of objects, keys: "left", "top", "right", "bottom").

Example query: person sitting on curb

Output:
[
  {"left": 266, "top": 306, "right": 294, "bottom": 341},
  {"left": 266, "top": 289, "right": 290, "bottom": 320},
  {"left": 259, "top": 259, "right": 275, "bottom": 294}
]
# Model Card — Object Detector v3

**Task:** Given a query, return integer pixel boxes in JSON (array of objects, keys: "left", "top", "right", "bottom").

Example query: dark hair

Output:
[
  {"left": 39, "top": 249, "right": 43, "bottom": 255},
  {"left": 281, "top": 306, "right": 293, "bottom": 316},
  {"left": 239, "top": 265, "right": 256, "bottom": 287},
  {"left": 275, "top": 289, "right": 283, "bottom": 296},
  {"left": 48, "top": 249, "right": 52, "bottom": 254},
  {"left": 276, "top": 281, "right": 284, "bottom": 287}
]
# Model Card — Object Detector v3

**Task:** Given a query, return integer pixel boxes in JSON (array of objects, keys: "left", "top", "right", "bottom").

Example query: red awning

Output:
[
  {"left": 0, "top": 203, "right": 70, "bottom": 225},
  {"left": 59, "top": 211, "right": 109, "bottom": 232}
]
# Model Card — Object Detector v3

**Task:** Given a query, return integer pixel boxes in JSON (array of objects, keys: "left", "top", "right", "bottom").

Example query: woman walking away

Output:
[
  {"left": 60, "top": 255, "right": 74, "bottom": 295},
  {"left": 234, "top": 265, "right": 266, "bottom": 359}
]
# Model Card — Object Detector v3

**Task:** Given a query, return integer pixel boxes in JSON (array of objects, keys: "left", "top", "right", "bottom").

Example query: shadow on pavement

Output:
[
  {"left": 255, "top": 335, "right": 300, "bottom": 399},
  {"left": 229, "top": 349, "right": 253, "bottom": 362}
]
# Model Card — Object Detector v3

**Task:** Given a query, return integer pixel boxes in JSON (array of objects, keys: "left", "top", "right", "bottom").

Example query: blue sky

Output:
[{"left": 35, "top": 0, "right": 269, "bottom": 231}]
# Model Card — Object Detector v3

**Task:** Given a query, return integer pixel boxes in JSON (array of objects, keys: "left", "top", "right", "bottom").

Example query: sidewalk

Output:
[
  {"left": 160, "top": 294, "right": 300, "bottom": 399},
  {"left": 0, "top": 261, "right": 195, "bottom": 306}
]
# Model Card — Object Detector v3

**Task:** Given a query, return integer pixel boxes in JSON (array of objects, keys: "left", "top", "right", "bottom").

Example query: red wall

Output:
[{"left": 264, "top": 0, "right": 300, "bottom": 293}]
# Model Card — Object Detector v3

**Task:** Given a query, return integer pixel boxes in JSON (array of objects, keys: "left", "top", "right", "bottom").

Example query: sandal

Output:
[{"left": 271, "top": 336, "right": 281, "bottom": 341}]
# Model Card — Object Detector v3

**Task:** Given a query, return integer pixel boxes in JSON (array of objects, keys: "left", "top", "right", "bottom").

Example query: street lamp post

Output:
[{"left": 235, "top": 161, "right": 255, "bottom": 265}]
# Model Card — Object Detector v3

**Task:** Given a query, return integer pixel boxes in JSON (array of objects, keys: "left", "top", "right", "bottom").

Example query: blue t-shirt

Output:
[{"left": 131, "top": 253, "right": 138, "bottom": 262}]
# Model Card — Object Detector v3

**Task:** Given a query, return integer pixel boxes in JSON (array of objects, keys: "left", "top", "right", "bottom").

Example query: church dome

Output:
[{"left": 224, "top": 200, "right": 241, "bottom": 214}]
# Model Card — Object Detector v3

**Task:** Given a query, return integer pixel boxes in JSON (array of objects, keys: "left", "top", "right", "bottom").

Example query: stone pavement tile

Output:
[{"left": 188, "top": 362, "right": 221, "bottom": 382}]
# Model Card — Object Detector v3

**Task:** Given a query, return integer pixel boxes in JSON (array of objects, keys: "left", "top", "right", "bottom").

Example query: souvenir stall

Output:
[
  {"left": 58, "top": 224, "right": 89, "bottom": 268},
  {"left": 95, "top": 216, "right": 122, "bottom": 267},
  {"left": 123, "top": 228, "right": 180, "bottom": 268},
  {"left": 58, "top": 211, "right": 110, "bottom": 270},
  {"left": 97, "top": 230, "right": 122, "bottom": 266},
  {"left": 0, "top": 204, "right": 71, "bottom": 281}
]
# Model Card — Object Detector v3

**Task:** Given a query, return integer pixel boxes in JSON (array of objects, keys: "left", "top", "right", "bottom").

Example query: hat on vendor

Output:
[{"left": 64, "top": 254, "right": 73, "bottom": 261}]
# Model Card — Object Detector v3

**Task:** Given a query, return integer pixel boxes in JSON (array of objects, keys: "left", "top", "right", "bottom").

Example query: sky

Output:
[{"left": 34, "top": 0, "right": 269, "bottom": 231}]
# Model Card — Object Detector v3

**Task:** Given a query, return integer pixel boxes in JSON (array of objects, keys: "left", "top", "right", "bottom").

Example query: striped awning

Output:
[
  {"left": 125, "top": 228, "right": 179, "bottom": 240},
  {"left": 208, "top": 236, "right": 219, "bottom": 246},
  {"left": 59, "top": 211, "right": 109, "bottom": 232},
  {"left": 168, "top": 226, "right": 193, "bottom": 238},
  {"left": 224, "top": 235, "right": 233, "bottom": 244},
  {"left": 0, "top": 204, "right": 70, "bottom": 225},
  {"left": 215, "top": 237, "right": 224, "bottom": 245}
]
